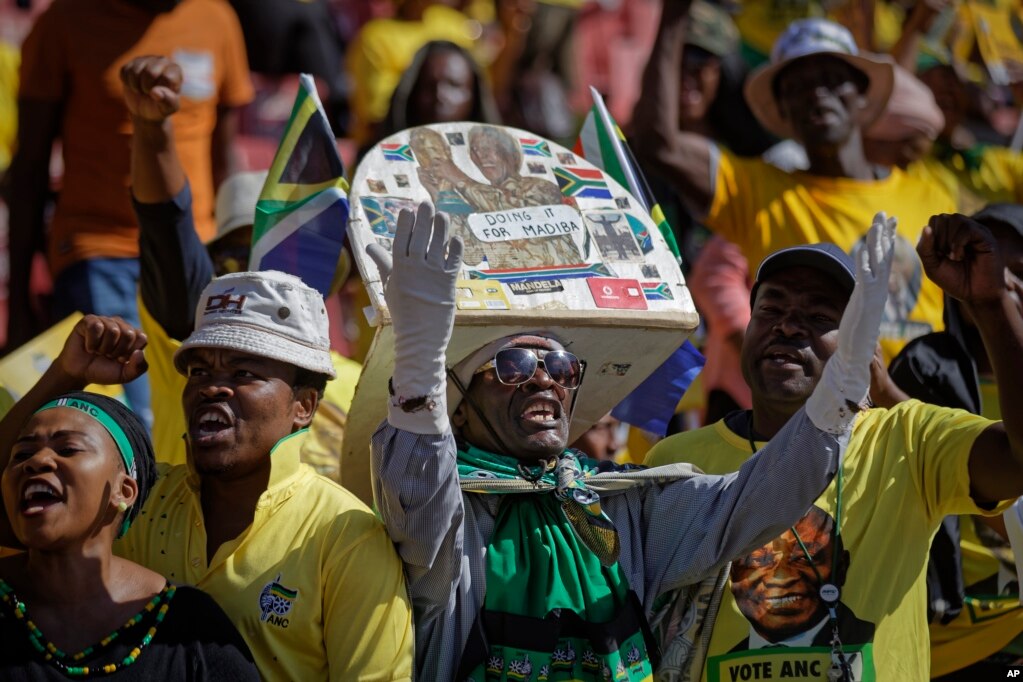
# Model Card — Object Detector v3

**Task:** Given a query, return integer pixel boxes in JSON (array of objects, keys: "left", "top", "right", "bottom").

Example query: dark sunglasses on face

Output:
[{"left": 473, "top": 348, "right": 583, "bottom": 390}]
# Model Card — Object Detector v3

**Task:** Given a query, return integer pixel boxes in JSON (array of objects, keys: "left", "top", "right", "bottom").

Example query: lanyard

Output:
[{"left": 745, "top": 411, "right": 853, "bottom": 681}]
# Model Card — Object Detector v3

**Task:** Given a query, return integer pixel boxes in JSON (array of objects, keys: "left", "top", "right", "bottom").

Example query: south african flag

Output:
[
  {"left": 554, "top": 166, "right": 612, "bottom": 199},
  {"left": 519, "top": 138, "right": 552, "bottom": 157},
  {"left": 642, "top": 282, "right": 673, "bottom": 300},
  {"left": 251, "top": 74, "right": 349, "bottom": 297},
  {"left": 381, "top": 143, "right": 415, "bottom": 162}
]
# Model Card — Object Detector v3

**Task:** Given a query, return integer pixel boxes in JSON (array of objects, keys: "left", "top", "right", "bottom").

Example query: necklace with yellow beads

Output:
[{"left": 0, "top": 579, "right": 176, "bottom": 677}]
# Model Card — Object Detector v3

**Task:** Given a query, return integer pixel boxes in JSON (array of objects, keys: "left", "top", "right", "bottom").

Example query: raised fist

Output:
[
  {"left": 120, "top": 56, "right": 182, "bottom": 122},
  {"left": 58, "top": 316, "right": 149, "bottom": 386},
  {"left": 918, "top": 213, "right": 1006, "bottom": 306}
]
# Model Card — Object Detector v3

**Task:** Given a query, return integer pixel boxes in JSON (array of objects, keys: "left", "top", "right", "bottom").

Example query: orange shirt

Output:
[{"left": 19, "top": 0, "right": 253, "bottom": 275}]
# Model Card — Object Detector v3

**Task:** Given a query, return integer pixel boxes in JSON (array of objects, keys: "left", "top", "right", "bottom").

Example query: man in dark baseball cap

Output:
[{"left": 647, "top": 211, "right": 1023, "bottom": 681}]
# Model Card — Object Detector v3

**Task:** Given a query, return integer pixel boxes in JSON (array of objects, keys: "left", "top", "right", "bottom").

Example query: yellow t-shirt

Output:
[
  {"left": 114, "top": 430, "right": 414, "bottom": 681},
  {"left": 139, "top": 299, "right": 362, "bottom": 480},
  {"left": 645, "top": 401, "right": 1003, "bottom": 682},
  {"left": 346, "top": 5, "right": 477, "bottom": 144},
  {"left": 707, "top": 150, "right": 956, "bottom": 361},
  {"left": 910, "top": 149, "right": 1023, "bottom": 216}
]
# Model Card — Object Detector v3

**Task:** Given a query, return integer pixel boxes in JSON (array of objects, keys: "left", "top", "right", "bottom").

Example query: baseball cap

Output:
[
  {"left": 744, "top": 18, "right": 895, "bottom": 140},
  {"left": 174, "top": 270, "right": 336, "bottom": 378},
  {"left": 750, "top": 242, "right": 856, "bottom": 306},
  {"left": 211, "top": 170, "right": 269, "bottom": 245}
]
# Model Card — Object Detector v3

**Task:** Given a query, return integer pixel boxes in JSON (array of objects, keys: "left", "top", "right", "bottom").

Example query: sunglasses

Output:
[{"left": 474, "top": 348, "right": 584, "bottom": 390}]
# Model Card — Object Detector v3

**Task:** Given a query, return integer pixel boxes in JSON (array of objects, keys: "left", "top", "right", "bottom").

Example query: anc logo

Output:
[{"left": 259, "top": 574, "right": 298, "bottom": 628}]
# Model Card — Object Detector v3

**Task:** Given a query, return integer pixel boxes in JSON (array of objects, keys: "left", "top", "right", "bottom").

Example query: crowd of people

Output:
[{"left": 2, "top": 0, "right": 1023, "bottom": 680}]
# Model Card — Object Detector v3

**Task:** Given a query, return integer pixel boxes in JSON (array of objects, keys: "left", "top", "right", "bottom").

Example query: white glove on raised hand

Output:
[
  {"left": 805, "top": 212, "right": 897, "bottom": 434},
  {"left": 367, "top": 202, "right": 463, "bottom": 434}
]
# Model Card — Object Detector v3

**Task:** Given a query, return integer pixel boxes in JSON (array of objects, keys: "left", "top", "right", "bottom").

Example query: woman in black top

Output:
[{"left": 0, "top": 330, "right": 259, "bottom": 680}]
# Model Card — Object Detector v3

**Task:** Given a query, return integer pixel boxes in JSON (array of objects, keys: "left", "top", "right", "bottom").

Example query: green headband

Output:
[{"left": 36, "top": 398, "right": 137, "bottom": 480}]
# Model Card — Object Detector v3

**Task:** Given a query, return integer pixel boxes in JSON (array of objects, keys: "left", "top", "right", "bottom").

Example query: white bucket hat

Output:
[
  {"left": 744, "top": 18, "right": 895, "bottom": 140},
  {"left": 174, "top": 270, "right": 336, "bottom": 378},
  {"left": 211, "top": 170, "right": 269, "bottom": 245}
]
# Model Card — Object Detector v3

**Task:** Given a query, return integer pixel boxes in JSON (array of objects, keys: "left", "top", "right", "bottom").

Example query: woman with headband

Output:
[{"left": 0, "top": 318, "right": 258, "bottom": 679}]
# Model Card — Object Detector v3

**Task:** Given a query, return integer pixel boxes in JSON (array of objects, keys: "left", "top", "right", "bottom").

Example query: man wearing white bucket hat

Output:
[
  {"left": 370, "top": 202, "right": 897, "bottom": 681},
  {"left": 0, "top": 271, "right": 415, "bottom": 680},
  {"left": 634, "top": 1, "right": 956, "bottom": 361},
  {"left": 122, "top": 55, "right": 361, "bottom": 479}
]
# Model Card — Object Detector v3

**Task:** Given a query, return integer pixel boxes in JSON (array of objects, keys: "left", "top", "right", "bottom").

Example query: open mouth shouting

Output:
[
  {"left": 518, "top": 396, "right": 563, "bottom": 430},
  {"left": 190, "top": 403, "right": 236, "bottom": 447},
  {"left": 20, "top": 479, "right": 64, "bottom": 516}
]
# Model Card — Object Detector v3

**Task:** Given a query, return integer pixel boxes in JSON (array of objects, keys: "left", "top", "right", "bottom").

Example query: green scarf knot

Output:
[{"left": 457, "top": 444, "right": 620, "bottom": 566}]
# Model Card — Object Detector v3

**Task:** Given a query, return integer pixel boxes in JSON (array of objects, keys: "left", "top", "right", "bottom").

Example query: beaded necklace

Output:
[{"left": 0, "top": 579, "right": 177, "bottom": 678}]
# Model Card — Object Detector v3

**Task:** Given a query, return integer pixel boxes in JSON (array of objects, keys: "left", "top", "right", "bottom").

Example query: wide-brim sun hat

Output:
[
  {"left": 744, "top": 18, "right": 895, "bottom": 141},
  {"left": 174, "top": 270, "right": 336, "bottom": 378}
]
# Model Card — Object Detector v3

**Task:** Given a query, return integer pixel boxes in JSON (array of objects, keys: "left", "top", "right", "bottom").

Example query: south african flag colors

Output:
[
  {"left": 574, "top": 87, "right": 704, "bottom": 436},
  {"left": 251, "top": 74, "right": 349, "bottom": 297},
  {"left": 381, "top": 143, "right": 415, "bottom": 162},
  {"left": 519, "top": 138, "right": 552, "bottom": 157},
  {"left": 554, "top": 166, "right": 613, "bottom": 199}
]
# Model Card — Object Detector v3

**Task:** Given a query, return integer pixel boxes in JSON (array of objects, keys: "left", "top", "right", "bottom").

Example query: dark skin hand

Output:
[
  {"left": 918, "top": 214, "right": 1023, "bottom": 505},
  {"left": 120, "top": 56, "right": 186, "bottom": 204}
]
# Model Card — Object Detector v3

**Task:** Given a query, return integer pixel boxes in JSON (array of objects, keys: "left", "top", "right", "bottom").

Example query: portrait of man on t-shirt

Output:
[{"left": 727, "top": 505, "right": 875, "bottom": 654}]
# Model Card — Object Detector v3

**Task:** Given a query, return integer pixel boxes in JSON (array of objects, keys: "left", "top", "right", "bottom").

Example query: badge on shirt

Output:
[
  {"left": 259, "top": 574, "right": 299, "bottom": 628},
  {"left": 173, "top": 49, "right": 215, "bottom": 100}
]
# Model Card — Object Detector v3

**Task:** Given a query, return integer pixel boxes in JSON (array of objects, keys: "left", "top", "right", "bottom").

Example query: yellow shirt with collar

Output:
[
  {"left": 645, "top": 401, "right": 1005, "bottom": 682},
  {"left": 114, "top": 430, "right": 414, "bottom": 682},
  {"left": 707, "top": 150, "right": 956, "bottom": 361}
]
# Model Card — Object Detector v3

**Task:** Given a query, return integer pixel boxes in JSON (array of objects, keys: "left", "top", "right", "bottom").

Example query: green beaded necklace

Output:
[{"left": 0, "top": 579, "right": 177, "bottom": 677}]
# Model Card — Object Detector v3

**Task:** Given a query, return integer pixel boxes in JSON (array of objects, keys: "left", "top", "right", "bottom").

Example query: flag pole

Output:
[{"left": 589, "top": 86, "right": 650, "bottom": 214}]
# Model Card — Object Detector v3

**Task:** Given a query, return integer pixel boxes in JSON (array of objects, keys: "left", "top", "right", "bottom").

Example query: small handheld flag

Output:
[
  {"left": 576, "top": 87, "right": 704, "bottom": 436},
  {"left": 251, "top": 74, "right": 350, "bottom": 297},
  {"left": 575, "top": 86, "right": 683, "bottom": 264}
]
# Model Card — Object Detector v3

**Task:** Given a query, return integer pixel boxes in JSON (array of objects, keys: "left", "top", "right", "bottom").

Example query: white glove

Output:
[
  {"left": 805, "top": 212, "right": 897, "bottom": 434},
  {"left": 367, "top": 202, "right": 463, "bottom": 434}
]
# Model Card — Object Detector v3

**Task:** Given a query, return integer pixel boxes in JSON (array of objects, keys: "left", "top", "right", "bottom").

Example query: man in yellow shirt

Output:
[
  {"left": 634, "top": 5, "right": 956, "bottom": 361},
  {"left": 646, "top": 212, "right": 1023, "bottom": 681}
]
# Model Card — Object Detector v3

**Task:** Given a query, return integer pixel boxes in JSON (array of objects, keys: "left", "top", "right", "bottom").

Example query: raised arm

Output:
[
  {"left": 631, "top": 0, "right": 716, "bottom": 219},
  {"left": 368, "top": 203, "right": 467, "bottom": 622},
  {"left": 0, "top": 316, "right": 148, "bottom": 546},
  {"left": 645, "top": 214, "right": 898, "bottom": 592},
  {"left": 122, "top": 56, "right": 214, "bottom": 340},
  {"left": 919, "top": 214, "right": 1023, "bottom": 504}
]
